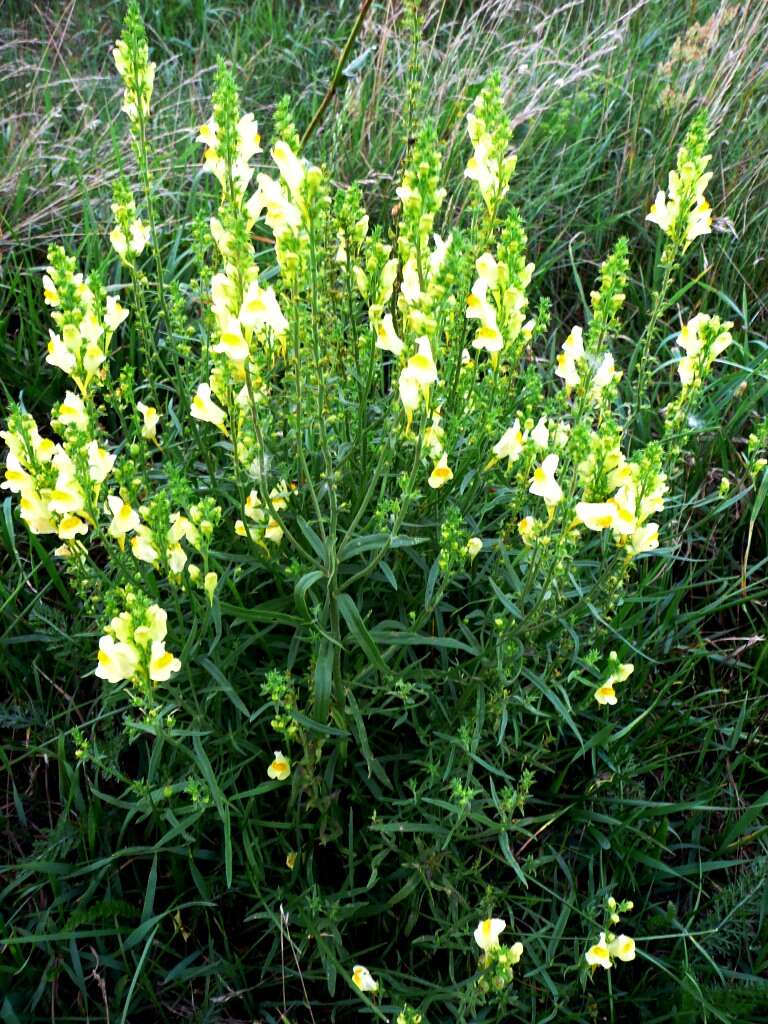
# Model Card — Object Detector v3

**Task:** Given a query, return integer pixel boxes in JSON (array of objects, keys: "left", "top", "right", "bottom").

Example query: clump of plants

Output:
[{"left": 2, "top": 3, "right": 752, "bottom": 1020}]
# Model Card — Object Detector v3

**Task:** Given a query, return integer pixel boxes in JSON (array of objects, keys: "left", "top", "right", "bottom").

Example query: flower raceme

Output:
[
  {"left": 646, "top": 111, "right": 713, "bottom": 259},
  {"left": 95, "top": 598, "right": 180, "bottom": 694}
]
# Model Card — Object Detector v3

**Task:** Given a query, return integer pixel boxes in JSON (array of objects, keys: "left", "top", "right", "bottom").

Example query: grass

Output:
[{"left": 1, "top": 1, "right": 768, "bottom": 1021}]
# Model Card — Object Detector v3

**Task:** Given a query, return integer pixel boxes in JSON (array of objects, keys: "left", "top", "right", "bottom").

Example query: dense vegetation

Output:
[{"left": 1, "top": 2, "right": 767, "bottom": 1022}]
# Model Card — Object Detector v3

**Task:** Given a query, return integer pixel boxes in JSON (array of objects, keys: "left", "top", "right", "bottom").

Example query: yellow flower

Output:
[
  {"left": 136, "top": 401, "right": 159, "bottom": 440},
  {"left": 87, "top": 441, "right": 115, "bottom": 484},
  {"left": 562, "top": 325, "right": 584, "bottom": 359},
  {"left": 466, "top": 537, "right": 483, "bottom": 562},
  {"left": 204, "top": 571, "right": 218, "bottom": 604},
  {"left": 492, "top": 419, "right": 525, "bottom": 467},
  {"left": 351, "top": 964, "right": 378, "bottom": 993},
  {"left": 191, "top": 383, "right": 227, "bottom": 432},
  {"left": 168, "top": 543, "right": 188, "bottom": 574},
  {"left": 530, "top": 417, "right": 549, "bottom": 449},
  {"left": 509, "top": 941, "right": 524, "bottom": 963},
  {"left": 42, "top": 274, "right": 60, "bottom": 306},
  {"left": 609, "top": 934, "right": 636, "bottom": 962},
  {"left": 2, "top": 452, "right": 34, "bottom": 496},
  {"left": 575, "top": 501, "right": 616, "bottom": 532},
  {"left": 529, "top": 453, "right": 563, "bottom": 507},
  {"left": 271, "top": 139, "right": 305, "bottom": 198},
  {"left": 406, "top": 336, "right": 437, "bottom": 389},
  {"left": 105, "top": 294, "right": 129, "bottom": 331},
  {"left": 428, "top": 454, "right": 453, "bottom": 490},
  {"left": 375, "top": 313, "right": 403, "bottom": 356},
  {"left": 555, "top": 352, "right": 580, "bottom": 388},
  {"left": 594, "top": 682, "right": 617, "bottom": 706},
  {"left": 57, "top": 514, "right": 88, "bottom": 540},
  {"left": 240, "top": 281, "right": 289, "bottom": 336},
  {"left": 106, "top": 494, "right": 141, "bottom": 545},
  {"left": 268, "top": 750, "right": 291, "bottom": 780},
  {"left": 646, "top": 190, "right": 673, "bottom": 233},
  {"left": 585, "top": 931, "right": 612, "bottom": 970},
  {"left": 474, "top": 917, "right": 506, "bottom": 952},
  {"left": 627, "top": 522, "right": 659, "bottom": 556},
  {"left": 247, "top": 173, "right": 302, "bottom": 239},
  {"left": 95, "top": 635, "right": 139, "bottom": 685},
  {"left": 212, "top": 312, "right": 250, "bottom": 364},
  {"left": 286, "top": 850, "right": 297, "bottom": 869},
  {"left": 56, "top": 391, "right": 89, "bottom": 431},
  {"left": 130, "top": 525, "right": 159, "bottom": 565},
  {"left": 148, "top": 641, "right": 181, "bottom": 683},
  {"left": 19, "top": 493, "right": 57, "bottom": 535},
  {"left": 46, "top": 331, "right": 77, "bottom": 375},
  {"left": 264, "top": 517, "right": 284, "bottom": 545},
  {"left": 518, "top": 515, "right": 537, "bottom": 546}
]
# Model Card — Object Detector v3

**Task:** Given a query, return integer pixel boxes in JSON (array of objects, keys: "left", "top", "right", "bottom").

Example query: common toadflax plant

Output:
[{"left": 2, "top": 3, "right": 741, "bottom": 1020}]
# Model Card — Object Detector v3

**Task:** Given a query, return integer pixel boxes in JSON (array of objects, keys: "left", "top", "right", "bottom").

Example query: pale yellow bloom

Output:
[
  {"left": 42, "top": 274, "right": 59, "bottom": 306},
  {"left": 204, "top": 571, "right": 218, "bottom": 604},
  {"left": 212, "top": 312, "right": 250, "bottom": 364},
  {"left": 57, "top": 514, "right": 88, "bottom": 540},
  {"left": 46, "top": 331, "right": 76, "bottom": 375},
  {"left": 575, "top": 501, "right": 616, "bottom": 532},
  {"left": 493, "top": 419, "right": 525, "bottom": 467},
  {"left": 105, "top": 294, "right": 129, "bottom": 331},
  {"left": 271, "top": 139, "right": 305, "bottom": 198},
  {"left": 131, "top": 525, "right": 159, "bottom": 565},
  {"left": 627, "top": 523, "right": 659, "bottom": 556},
  {"left": 268, "top": 750, "right": 291, "bottom": 780},
  {"left": 474, "top": 917, "right": 506, "bottom": 952},
  {"left": 529, "top": 453, "right": 563, "bottom": 506},
  {"left": 19, "top": 493, "right": 57, "bottom": 535},
  {"left": 191, "top": 383, "right": 227, "bottom": 431},
  {"left": 585, "top": 931, "right": 612, "bottom": 970},
  {"left": 149, "top": 640, "right": 181, "bottom": 683},
  {"left": 87, "top": 441, "right": 115, "bottom": 484},
  {"left": 57, "top": 391, "right": 89, "bottom": 431},
  {"left": 95, "top": 634, "right": 139, "bottom": 684},
  {"left": 466, "top": 537, "right": 483, "bottom": 562},
  {"left": 530, "top": 417, "right": 549, "bottom": 449},
  {"left": 428, "top": 454, "right": 453, "bottom": 490},
  {"left": 594, "top": 682, "right": 617, "bottom": 706},
  {"left": 556, "top": 352, "right": 580, "bottom": 388},
  {"left": 518, "top": 515, "right": 537, "bottom": 546},
  {"left": 264, "top": 517, "right": 284, "bottom": 545},
  {"left": 240, "top": 281, "right": 289, "bottom": 336},
  {"left": 351, "top": 965, "right": 378, "bottom": 993},
  {"left": 646, "top": 190, "right": 673, "bottom": 232},
  {"left": 375, "top": 313, "right": 403, "bottom": 356},
  {"left": 609, "top": 935, "right": 636, "bottom": 962},
  {"left": 106, "top": 494, "right": 141, "bottom": 544},
  {"left": 136, "top": 401, "right": 159, "bottom": 440}
]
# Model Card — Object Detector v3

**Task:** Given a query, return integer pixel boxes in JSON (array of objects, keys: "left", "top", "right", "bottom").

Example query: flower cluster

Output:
[
  {"left": 474, "top": 917, "right": 525, "bottom": 996},
  {"left": 585, "top": 896, "right": 636, "bottom": 971},
  {"left": 112, "top": 1, "right": 155, "bottom": 124},
  {"left": 110, "top": 179, "right": 150, "bottom": 265},
  {"left": 646, "top": 112, "right": 712, "bottom": 259},
  {"left": 676, "top": 312, "right": 733, "bottom": 389},
  {"left": 95, "top": 594, "right": 181, "bottom": 695},
  {"left": 574, "top": 433, "right": 667, "bottom": 557},
  {"left": 2, "top": 404, "right": 114, "bottom": 551},
  {"left": 594, "top": 651, "right": 634, "bottom": 706},
  {"left": 235, "top": 480, "right": 294, "bottom": 549},
  {"left": 43, "top": 246, "right": 129, "bottom": 389},
  {"left": 464, "top": 74, "right": 516, "bottom": 210},
  {"left": 466, "top": 213, "right": 535, "bottom": 366}
]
